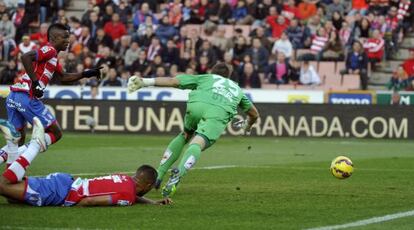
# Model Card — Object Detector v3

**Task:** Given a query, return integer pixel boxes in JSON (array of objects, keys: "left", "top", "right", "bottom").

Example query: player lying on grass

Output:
[
  {"left": 0, "top": 23, "right": 102, "bottom": 168},
  {"left": 128, "top": 62, "right": 260, "bottom": 197},
  {"left": 0, "top": 118, "right": 172, "bottom": 206}
]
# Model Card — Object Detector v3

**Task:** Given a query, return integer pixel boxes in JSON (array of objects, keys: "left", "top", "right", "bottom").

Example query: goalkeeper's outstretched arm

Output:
[
  {"left": 128, "top": 76, "right": 180, "bottom": 93},
  {"left": 244, "top": 105, "right": 259, "bottom": 132}
]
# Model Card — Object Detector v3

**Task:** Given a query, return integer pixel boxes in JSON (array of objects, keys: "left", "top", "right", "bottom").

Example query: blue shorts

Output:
[
  {"left": 24, "top": 173, "right": 74, "bottom": 206},
  {"left": 6, "top": 91, "right": 56, "bottom": 130}
]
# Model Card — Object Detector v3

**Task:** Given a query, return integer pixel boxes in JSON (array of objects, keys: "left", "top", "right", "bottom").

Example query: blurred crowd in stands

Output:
[{"left": 0, "top": 0, "right": 413, "bottom": 91}]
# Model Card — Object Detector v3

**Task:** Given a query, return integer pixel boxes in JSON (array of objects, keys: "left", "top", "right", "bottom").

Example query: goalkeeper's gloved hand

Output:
[
  {"left": 233, "top": 119, "right": 251, "bottom": 135},
  {"left": 81, "top": 66, "right": 103, "bottom": 80},
  {"left": 127, "top": 75, "right": 144, "bottom": 93},
  {"left": 31, "top": 80, "right": 45, "bottom": 98}
]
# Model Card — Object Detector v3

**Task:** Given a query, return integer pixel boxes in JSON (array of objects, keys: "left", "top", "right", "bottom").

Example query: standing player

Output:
[
  {"left": 128, "top": 63, "right": 259, "bottom": 197},
  {"left": 0, "top": 23, "right": 102, "bottom": 167},
  {"left": 0, "top": 118, "right": 172, "bottom": 206}
]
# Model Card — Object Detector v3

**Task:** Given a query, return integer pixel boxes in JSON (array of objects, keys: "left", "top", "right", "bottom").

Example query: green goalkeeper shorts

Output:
[{"left": 184, "top": 102, "right": 232, "bottom": 146}]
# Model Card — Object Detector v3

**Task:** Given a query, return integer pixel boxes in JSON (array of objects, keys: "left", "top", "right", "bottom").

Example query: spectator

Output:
[
  {"left": 161, "top": 39, "right": 179, "bottom": 66},
  {"left": 114, "top": 35, "right": 131, "bottom": 57},
  {"left": 340, "top": 41, "right": 369, "bottom": 89},
  {"left": 332, "top": 11, "right": 344, "bottom": 31},
  {"left": 147, "top": 37, "right": 162, "bottom": 62},
  {"left": 267, "top": 52, "right": 289, "bottom": 84},
  {"left": 310, "top": 27, "right": 329, "bottom": 60},
  {"left": 245, "top": 38, "right": 269, "bottom": 72},
  {"left": 327, "top": 0, "right": 346, "bottom": 19},
  {"left": 0, "top": 13, "right": 15, "bottom": 61},
  {"left": 272, "top": 32, "right": 293, "bottom": 59},
  {"left": 148, "top": 54, "right": 164, "bottom": 77},
  {"left": 402, "top": 48, "right": 414, "bottom": 78},
  {"left": 155, "top": 15, "right": 177, "bottom": 45},
  {"left": 124, "top": 41, "right": 140, "bottom": 68},
  {"left": 387, "top": 66, "right": 412, "bottom": 91},
  {"left": 15, "top": 0, "right": 39, "bottom": 43},
  {"left": 101, "top": 4, "right": 115, "bottom": 25},
  {"left": 230, "top": 0, "right": 248, "bottom": 24},
  {"left": 96, "top": 46, "right": 116, "bottom": 68},
  {"left": 354, "top": 17, "right": 371, "bottom": 39},
  {"left": 322, "top": 31, "right": 344, "bottom": 61},
  {"left": 212, "top": 27, "right": 232, "bottom": 53},
  {"left": 267, "top": 15, "right": 289, "bottom": 39},
  {"left": 197, "top": 40, "right": 218, "bottom": 66},
  {"left": 209, "top": 0, "right": 232, "bottom": 24},
  {"left": 251, "top": 26, "right": 272, "bottom": 50},
  {"left": 30, "top": 22, "right": 48, "bottom": 46},
  {"left": 298, "top": 0, "right": 318, "bottom": 20},
  {"left": 11, "top": 35, "right": 36, "bottom": 58},
  {"left": 286, "top": 19, "right": 305, "bottom": 49},
  {"left": 363, "top": 29, "right": 385, "bottom": 66},
  {"left": 88, "top": 28, "right": 113, "bottom": 53},
  {"left": 69, "top": 16, "right": 82, "bottom": 38},
  {"left": 84, "top": 11, "right": 102, "bottom": 38},
  {"left": 102, "top": 68, "right": 122, "bottom": 86},
  {"left": 300, "top": 60, "right": 321, "bottom": 85},
  {"left": 238, "top": 62, "right": 261, "bottom": 88},
  {"left": 155, "top": 66, "right": 167, "bottom": 78},
  {"left": 131, "top": 49, "right": 150, "bottom": 75},
  {"left": 350, "top": 0, "right": 369, "bottom": 16},
  {"left": 232, "top": 36, "right": 248, "bottom": 63},
  {"left": 104, "top": 13, "right": 127, "bottom": 43},
  {"left": 168, "top": 4, "right": 182, "bottom": 27},
  {"left": 196, "top": 55, "right": 209, "bottom": 74},
  {"left": 223, "top": 51, "right": 239, "bottom": 82},
  {"left": 339, "top": 20, "right": 352, "bottom": 47},
  {"left": 133, "top": 2, "right": 158, "bottom": 30},
  {"left": 0, "top": 59, "right": 18, "bottom": 85}
]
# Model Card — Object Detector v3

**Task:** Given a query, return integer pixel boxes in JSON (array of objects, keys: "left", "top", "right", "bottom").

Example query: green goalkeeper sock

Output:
[
  {"left": 178, "top": 144, "right": 202, "bottom": 177},
  {"left": 157, "top": 133, "right": 187, "bottom": 181}
]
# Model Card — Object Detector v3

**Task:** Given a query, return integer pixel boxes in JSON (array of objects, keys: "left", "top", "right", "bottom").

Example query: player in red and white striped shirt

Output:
[
  {"left": 311, "top": 27, "right": 329, "bottom": 55},
  {"left": 1, "top": 24, "right": 102, "bottom": 181}
]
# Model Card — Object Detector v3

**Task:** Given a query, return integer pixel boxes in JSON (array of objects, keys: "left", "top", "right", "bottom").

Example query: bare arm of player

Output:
[
  {"left": 76, "top": 195, "right": 112, "bottom": 206},
  {"left": 21, "top": 50, "right": 37, "bottom": 81},
  {"left": 245, "top": 105, "right": 260, "bottom": 132},
  {"left": 136, "top": 196, "right": 173, "bottom": 205},
  {"left": 154, "top": 77, "right": 180, "bottom": 87}
]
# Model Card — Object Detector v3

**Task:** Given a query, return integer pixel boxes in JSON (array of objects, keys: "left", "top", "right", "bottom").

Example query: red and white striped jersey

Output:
[
  {"left": 363, "top": 38, "right": 385, "bottom": 60},
  {"left": 64, "top": 174, "right": 137, "bottom": 206},
  {"left": 397, "top": 0, "right": 411, "bottom": 20},
  {"left": 311, "top": 35, "right": 329, "bottom": 54},
  {"left": 10, "top": 43, "right": 62, "bottom": 96}
]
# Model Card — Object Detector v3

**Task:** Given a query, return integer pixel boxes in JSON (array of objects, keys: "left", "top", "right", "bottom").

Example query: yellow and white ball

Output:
[{"left": 330, "top": 156, "right": 354, "bottom": 179}]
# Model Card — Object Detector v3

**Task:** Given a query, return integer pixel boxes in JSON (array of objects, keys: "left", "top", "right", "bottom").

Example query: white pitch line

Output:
[{"left": 305, "top": 209, "right": 414, "bottom": 230}]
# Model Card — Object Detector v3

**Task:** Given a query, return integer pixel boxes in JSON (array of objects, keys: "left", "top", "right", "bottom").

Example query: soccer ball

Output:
[{"left": 330, "top": 156, "right": 354, "bottom": 179}]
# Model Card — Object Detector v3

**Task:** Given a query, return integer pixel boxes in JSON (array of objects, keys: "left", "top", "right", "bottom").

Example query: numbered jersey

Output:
[
  {"left": 10, "top": 43, "right": 62, "bottom": 95},
  {"left": 176, "top": 74, "right": 252, "bottom": 116},
  {"left": 64, "top": 174, "right": 136, "bottom": 206}
]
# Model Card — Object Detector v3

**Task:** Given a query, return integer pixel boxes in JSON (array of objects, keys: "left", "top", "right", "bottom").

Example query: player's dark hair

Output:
[
  {"left": 211, "top": 62, "right": 233, "bottom": 78},
  {"left": 47, "top": 23, "right": 69, "bottom": 41},
  {"left": 136, "top": 165, "right": 158, "bottom": 185}
]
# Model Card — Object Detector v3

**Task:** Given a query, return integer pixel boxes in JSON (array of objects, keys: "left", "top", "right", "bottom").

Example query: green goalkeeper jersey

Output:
[{"left": 176, "top": 74, "right": 253, "bottom": 116}]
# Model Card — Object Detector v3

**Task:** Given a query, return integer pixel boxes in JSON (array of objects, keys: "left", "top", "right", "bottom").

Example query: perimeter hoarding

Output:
[{"left": 1, "top": 99, "right": 411, "bottom": 139}]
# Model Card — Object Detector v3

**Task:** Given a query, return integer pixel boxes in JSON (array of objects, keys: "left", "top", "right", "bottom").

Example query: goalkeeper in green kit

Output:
[{"left": 128, "top": 63, "right": 259, "bottom": 198}]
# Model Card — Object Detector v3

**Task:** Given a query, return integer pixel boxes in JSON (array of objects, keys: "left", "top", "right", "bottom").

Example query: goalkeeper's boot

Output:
[
  {"left": 32, "top": 117, "right": 47, "bottom": 152},
  {"left": 162, "top": 168, "right": 180, "bottom": 198},
  {"left": 0, "top": 119, "right": 21, "bottom": 144}
]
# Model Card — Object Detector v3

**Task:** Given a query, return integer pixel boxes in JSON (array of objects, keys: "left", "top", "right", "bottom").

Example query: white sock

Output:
[
  {"left": 22, "top": 140, "right": 41, "bottom": 162},
  {"left": 3, "top": 140, "right": 40, "bottom": 182},
  {"left": 45, "top": 133, "right": 52, "bottom": 146},
  {"left": 1, "top": 144, "right": 28, "bottom": 165},
  {"left": 6, "top": 140, "right": 19, "bottom": 165}
]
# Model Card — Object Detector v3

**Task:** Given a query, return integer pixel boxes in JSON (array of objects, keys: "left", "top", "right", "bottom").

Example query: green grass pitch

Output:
[{"left": 0, "top": 134, "right": 414, "bottom": 230}]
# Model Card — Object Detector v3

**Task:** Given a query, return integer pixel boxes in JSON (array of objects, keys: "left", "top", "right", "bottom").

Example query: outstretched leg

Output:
[
  {"left": 162, "top": 134, "right": 207, "bottom": 198},
  {"left": 156, "top": 132, "right": 192, "bottom": 187},
  {"left": 3, "top": 117, "right": 46, "bottom": 183}
]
